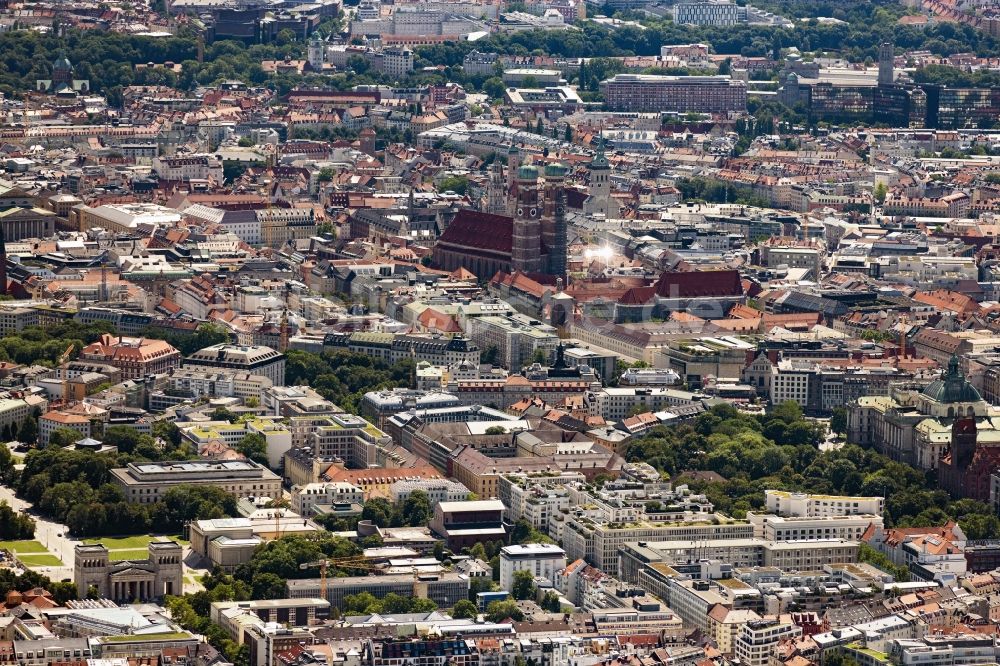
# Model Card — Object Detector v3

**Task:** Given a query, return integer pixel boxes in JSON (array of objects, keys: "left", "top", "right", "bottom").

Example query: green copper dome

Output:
[
  {"left": 923, "top": 355, "right": 982, "bottom": 404},
  {"left": 53, "top": 53, "right": 72, "bottom": 72},
  {"left": 544, "top": 163, "right": 568, "bottom": 178},
  {"left": 517, "top": 164, "right": 539, "bottom": 180}
]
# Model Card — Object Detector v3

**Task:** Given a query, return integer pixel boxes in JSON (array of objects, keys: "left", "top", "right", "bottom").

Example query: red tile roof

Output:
[
  {"left": 654, "top": 269, "right": 743, "bottom": 298},
  {"left": 436, "top": 210, "right": 513, "bottom": 255},
  {"left": 618, "top": 286, "right": 656, "bottom": 305}
]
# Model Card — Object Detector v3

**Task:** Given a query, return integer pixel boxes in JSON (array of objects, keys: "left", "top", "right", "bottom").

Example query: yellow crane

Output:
[
  {"left": 58, "top": 343, "right": 74, "bottom": 366},
  {"left": 299, "top": 557, "right": 384, "bottom": 600}
]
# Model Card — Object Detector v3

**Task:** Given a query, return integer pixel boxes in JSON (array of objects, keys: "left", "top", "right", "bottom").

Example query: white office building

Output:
[
  {"left": 747, "top": 512, "right": 883, "bottom": 542},
  {"left": 734, "top": 618, "right": 802, "bottom": 666},
  {"left": 765, "top": 490, "right": 886, "bottom": 518},
  {"left": 291, "top": 482, "right": 365, "bottom": 517},
  {"left": 499, "top": 544, "right": 567, "bottom": 590}
]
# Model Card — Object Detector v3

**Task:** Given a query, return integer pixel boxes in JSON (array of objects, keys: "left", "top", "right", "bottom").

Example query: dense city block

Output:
[{"left": 0, "top": 0, "right": 999, "bottom": 665}]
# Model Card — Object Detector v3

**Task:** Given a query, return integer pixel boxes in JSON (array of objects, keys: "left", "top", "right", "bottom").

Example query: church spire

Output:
[
  {"left": 506, "top": 139, "right": 522, "bottom": 217},
  {"left": 485, "top": 157, "right": 506, "bottom": 215},
  {"left": 590, "top": 137, "right": 609, "bottom": 170}
]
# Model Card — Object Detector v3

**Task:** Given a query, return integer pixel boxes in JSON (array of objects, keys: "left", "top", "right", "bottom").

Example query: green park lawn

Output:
[
  {"left": 17, "top": 554, "right": 63, "bottom": 566},
  {"left": 0, "top": 540, "right": 63, "bottom": 567},
  {"left": 0, "top": 540, "right": 48, "bottom": 553}
]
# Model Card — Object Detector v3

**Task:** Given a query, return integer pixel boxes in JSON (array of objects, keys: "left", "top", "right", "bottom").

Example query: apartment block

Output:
[
  {"left": 468, "top": 314, "right": 559, "bottom": 373},
  {"left": 308, "top": 413, "right": 394, "bottom": 469},
  {"left": 497, "top": 472, "right": 580, "bottom": 533},
  {"left": 734, "top": 617, "right": 803, "bottom": 666},
  {"left": 595, "top": 387, "right": 703, "bottom": 421},
  {"left": 317, "top": 332, "right": 480, "bottom": 369},
  {"left": 184, "top": 344, "right": 286, "bottom": 386},
  {"left": 360, "top": 389, "right": 463, "bottom": 428},
  {"left": 263, "top": 385, "right": 342, "bottom": 418},
  {"left": 389, "top": 478, "right": 470, "bottom": 508},
  {"left": 673, "top": 0, "right": 747, "bottom": 25},
  {"left": 747, "top": 512, "right": 882, "bottom": 542},
  {"left": 620, "top": 539, "right": 860, "bottom": 586},
  {"left": 600, "top": 75, "right": 747, "bottom": 113},
  {"left": 287, "top": 572, "right": 468, "bottom": 609},
  {"left": 181, "top": 418, "right": 292, "bottom": 470},
  {"left": 564, "top": 518, "right": 755, "bottom": 572},
  {"left": 895, "top": 634, "right": 1000, "bottom": 666},
  {"left": 651, "top": 578, "right": 758, "bottom": 633},
  {"left": 149, "top": 368, "right": 275, "bottom": 412}
]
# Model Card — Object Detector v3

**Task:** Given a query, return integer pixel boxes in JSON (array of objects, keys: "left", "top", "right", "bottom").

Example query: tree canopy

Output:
[
  {"left": 627, "top": 403, "right": 1000, "bottom": 538},
  {"left": 142, "top": 322, "right": 231, "bottom": 356},
  {"left": 18, "top": 448, "right": 236, "bottom": 536},
  {"left": 0, "top": 501, "right": 34, "bottom": 540},
  {"left": 284, "top": 349, "right": 413, "bottom": 413}
]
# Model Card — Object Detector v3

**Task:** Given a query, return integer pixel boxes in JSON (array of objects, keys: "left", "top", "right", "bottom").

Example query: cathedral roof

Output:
[{"left": 436, "top": 209, "right": 513, "bottom": 255}]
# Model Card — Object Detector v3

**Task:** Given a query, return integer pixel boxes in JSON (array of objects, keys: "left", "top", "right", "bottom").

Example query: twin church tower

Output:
[{"left": 483, "top": 141, "right": 612, "bottom": 278}]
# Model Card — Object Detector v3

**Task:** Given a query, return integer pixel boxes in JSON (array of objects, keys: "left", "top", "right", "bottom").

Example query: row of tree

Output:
[
  {"left": 412, "top": 0, "right": 1000, "bottom": 67},
  {"left": 0, "top": 29, "right": 308, "bottom": 99},
  {"left": 0, "top": 501, "right": 34, "bottom": 540},
  {"left": 342, "top": 591, "right": 437, "bottom": 615},
  {"left": 674, "top": 176, "right": 772, "bottom": 208},
  {"left": 0, "top": 319, "right": 114, "bottom": 367},
  {"left": 356, "top": 492, "right": 433, "bottom": 529},
  {"left": 2, "top": 0, "right": 996, "bottom": 101}
]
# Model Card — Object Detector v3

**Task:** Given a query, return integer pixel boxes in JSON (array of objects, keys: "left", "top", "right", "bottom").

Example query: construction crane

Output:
[
  {"left": 58, "top": 343, "right": 74, "bottom": 366},
  {"left": 299, "top": 557, "right": 384, "bottom": 600},
  {"left": 268, "top": 496, "right": 290, "bottom": 539}
]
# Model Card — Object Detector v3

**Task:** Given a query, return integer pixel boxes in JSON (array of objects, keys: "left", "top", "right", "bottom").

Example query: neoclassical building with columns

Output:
[{"left": 74, "top": 541, "right": 183, "bottom": 602}]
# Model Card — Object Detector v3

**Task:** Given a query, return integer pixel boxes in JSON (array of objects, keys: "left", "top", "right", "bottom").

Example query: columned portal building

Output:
[{"left": 74, "top": 542, "right": 183, "bottom": 602}]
